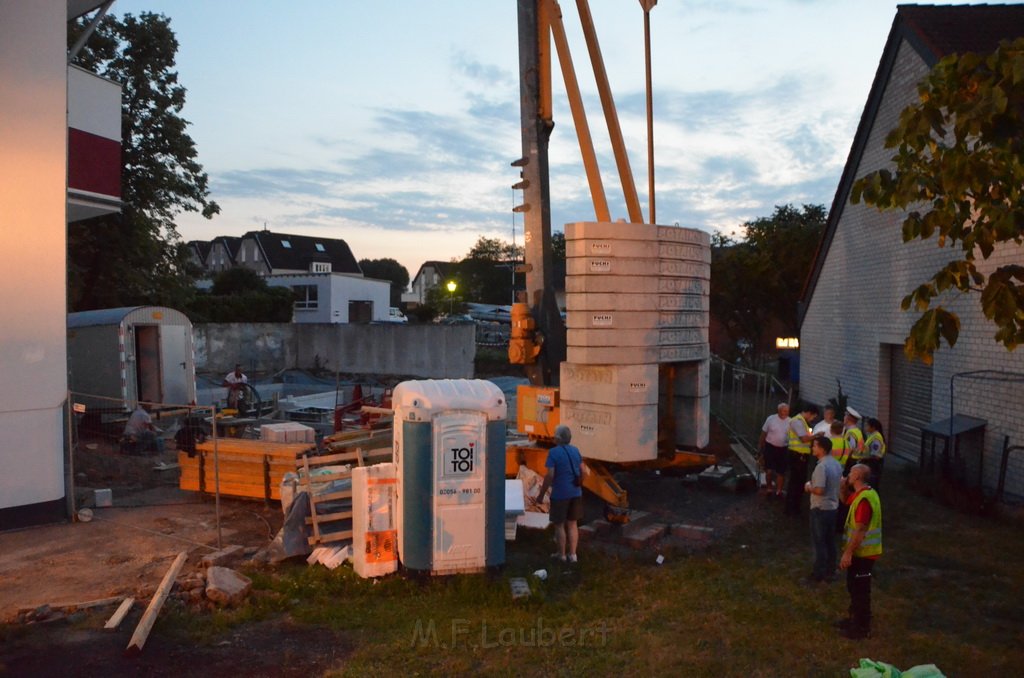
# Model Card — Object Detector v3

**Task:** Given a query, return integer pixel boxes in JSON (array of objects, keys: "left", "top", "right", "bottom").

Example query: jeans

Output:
[
  {"left": 786, "top": 452, "right": 810, "bottom": 515},
  {"left": 810, "top": 508, "right": 837, "bottom": 579},
  {"left": 846, "top": 557, "right": 875, "bottom": 631}
]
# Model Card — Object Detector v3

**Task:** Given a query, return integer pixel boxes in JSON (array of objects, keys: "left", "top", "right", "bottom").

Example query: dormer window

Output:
[
  {"left": 281, "top": 239, "right": 291, "bottom": 248},
  {"left": 311, "top": 262, "right": 332, "bottom": 273},
  {"left": 315, "top": 243, "right": 325, "bottom": 252}
]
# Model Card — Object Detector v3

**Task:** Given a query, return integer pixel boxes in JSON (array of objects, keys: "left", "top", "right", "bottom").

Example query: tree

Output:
[
  {"left": 457, "top": 236, "right": 524, "bottom": 305},
  {"left": 358, "top": 258, "right": 410, "bottom": 307},
  {"left": 852, "top": 38, "right": 1024, "bottom": 362},
  {"left": 711, "top": 204, "right": 826, "bottom": 363},
  {"left": 68, "top": 12, "right": 218, "bottom": 311},
  {"left": 187, "top": 269, "right": 293, "bottom": 323}
]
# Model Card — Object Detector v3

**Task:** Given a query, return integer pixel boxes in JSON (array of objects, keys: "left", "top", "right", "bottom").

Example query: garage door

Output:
[{"left": 889, "top": 346, "right": 934, "bottom": 461}]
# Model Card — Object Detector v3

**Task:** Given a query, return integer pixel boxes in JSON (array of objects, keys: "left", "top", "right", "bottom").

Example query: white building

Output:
[
  {"left": 799, "top": 5, "right": 1024, "bottom": 499},
  {"left": 266, "top": 273, "right": 391, "bottom": 324},
  {"left": 1, "top": 0, "right": 122, "bottom": 527}
]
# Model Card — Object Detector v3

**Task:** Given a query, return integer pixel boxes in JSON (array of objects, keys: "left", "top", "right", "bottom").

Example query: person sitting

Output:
[
  {"left": 123, "top": 402, "right": 164, "bottom": 455},
  {"left": 222, "top": 364, "right": 248, "bottom": 411}
]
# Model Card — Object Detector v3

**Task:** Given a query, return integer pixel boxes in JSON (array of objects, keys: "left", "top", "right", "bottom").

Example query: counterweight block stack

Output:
[{"left": 561, "top": 222, "right": 711, "bottom": 462}]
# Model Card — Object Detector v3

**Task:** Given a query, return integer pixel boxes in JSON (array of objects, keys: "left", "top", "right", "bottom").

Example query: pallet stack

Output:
[{"left": 179, "top": 438, "right": 316, "bottom": 501}]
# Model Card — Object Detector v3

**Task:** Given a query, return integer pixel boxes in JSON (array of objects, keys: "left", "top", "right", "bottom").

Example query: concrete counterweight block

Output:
[
  {"left": 565, "top": 293, "right": 709, "bottom": 313},
  {"left": 566, "top": 239, "right": 712, "bottom": 267},
  {"left": 567, "top": 258, "right": 711, "bottom": 281},
  {"left": 561, "top": 399, "right": 659, "bottom": 462},
  {"left": 568, "top": 327, "right": 709, "bottom": 348},
  {"left": 671, "top": 394, "right": 710, "bottom": 448},
  {"left": 661, "top": 359, "right": 710, "bottom": 398},
  {"left": 565, "top": 221, "right": 711, "bottom": 249},
  {"left": 567, "top": 343, "right": 710, "bottom": 365},
  {"left": 559, "top": 363, "right": 659, "bottom": 406},
  {"left": 565, "top": 274, "right": 709, "bottom": 294},
  {"left": 564, "top": 310, "right": 708, "bottom": 330}
]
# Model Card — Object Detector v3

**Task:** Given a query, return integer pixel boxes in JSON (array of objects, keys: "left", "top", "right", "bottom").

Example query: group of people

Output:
[{"left": 759, "top": 401, "right": 888, "bottom": 639}]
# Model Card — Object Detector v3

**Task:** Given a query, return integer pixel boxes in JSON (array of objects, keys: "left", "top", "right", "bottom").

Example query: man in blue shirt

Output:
[{"left": 535, "top": 425, "right": 585, "bottom": 564}]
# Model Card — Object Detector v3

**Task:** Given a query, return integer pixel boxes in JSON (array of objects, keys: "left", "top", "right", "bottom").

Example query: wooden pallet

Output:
[{"left": 301, "top": 430, "right": 393, "bottom": 546}]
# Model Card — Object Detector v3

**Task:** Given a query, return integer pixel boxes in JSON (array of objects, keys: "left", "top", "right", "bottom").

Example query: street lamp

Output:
[{"left": 446, "top": 280, "right": 457, "bottom": 315}]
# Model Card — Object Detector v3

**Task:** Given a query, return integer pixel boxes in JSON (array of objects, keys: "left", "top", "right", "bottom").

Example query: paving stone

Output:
[
  {"left": 670, "top": 523, "right": 714, "bottom": 541},
  {"left": 621, "top": 522, "right": 668, "bottom": 550},
  {"left": 205, "top": 566, "right": 252, "bottom": 607},
  {"left": 201, "top": 544, "right": 245, "bottom": 568}
]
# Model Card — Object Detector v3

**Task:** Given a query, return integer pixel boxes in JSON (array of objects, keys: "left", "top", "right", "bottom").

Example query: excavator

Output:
[{"left": 504, "top": 0, "right": 716, "bottom": 521}]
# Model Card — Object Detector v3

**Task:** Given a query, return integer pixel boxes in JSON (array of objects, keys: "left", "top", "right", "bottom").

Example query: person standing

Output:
[
  {"left": 843, "top": 407, "right": 865, "bottom": 474},
  {"left": 535, "top": 425, "right": 586, "bottom": 564},
  {"left": 829, "top": 420, "right": 849, "bottom": 467},
  {"left": 758, "top": 402, "right": 791, "bottom": 499},
  {"left": 812, "top": 405, "right": 837, "bottom": 437},
  {"left": 804, "top": 436, "right": 842, "bottom": 583},
  {"left": 785, "top": 404, "right": 818, "bottom": 516},
  {"left": 222, "top": 364, "right": 248, "bottom": 410},
  {"left": 837, "top": 464, "right": 882, "bottom": 639},
  {"left": 863, "top": 418, "right": 887, "bottom": 489}
]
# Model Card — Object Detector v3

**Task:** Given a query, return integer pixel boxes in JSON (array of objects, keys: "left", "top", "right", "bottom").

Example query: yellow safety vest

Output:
[
  {"left": 865, "top": 431, "right": 886, "bottom": 459},
  {"left": 787, "top": 414, "right": 811, "bottom": 455},
  {"left": 846, "top": 427, "right": 866, "bottom": 460},
  {"left": 830, "top": 435, "right": 849, "bottom": 466},
  {"left": 844, "top": 488, "right": 883, "bottom": 558}
]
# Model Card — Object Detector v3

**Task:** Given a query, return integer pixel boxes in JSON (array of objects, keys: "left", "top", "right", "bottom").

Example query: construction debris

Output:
[
  {"left": 307, "top": 545, "right": 353, "bottom": 570},
  {"left": 103, "top": 597, "right": 135, "bottom": 630},
  {"left": 125, "top": 551, "right": 188, "bottom": 656},
  {"left": 509, "top": 577, "right": 532, "bottom": 600},
  {"left": 205, "top": 566, "right": 252, "bottom": 607},
  {"left": 201, "top": 544, "right": 245, "bottom": 568}
]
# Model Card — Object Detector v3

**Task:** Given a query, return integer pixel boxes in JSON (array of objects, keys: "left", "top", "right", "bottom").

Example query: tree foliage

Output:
[
  {"left": 68, "top": 12, "right": 218, "bottom": 311},
  {"left": 359, "top": 258, "right": 410, "bottom": 307},
  {"left": 852, "top": 38, "right": 1024, "bottom": 362},
  {"left": 188, "top": 269, "right": 293, "bottom": 323},
  {"left": 711, "top": 204, "right": 827, "bottom": 362}
]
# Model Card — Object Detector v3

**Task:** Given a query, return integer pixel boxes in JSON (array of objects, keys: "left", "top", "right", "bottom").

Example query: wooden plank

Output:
[
  {"left": 305, "top": 510, "right": 353, "bottom": 525},
  {"left": 180, "top": 479, "right": 282, "bottom": 501},
  {"left": 309, "top": 489, "right": 353, "bottom": 504},
  {"left": 303, "top": 453, "right": 322, "bottom": 544},
  {"left": 300, "top": 450, "right": 361, "bottom": 466},
  {"left": 307, "top": 529, "right": 353, "bottom": 545},
  {"left": 296, "top": 470, "right": 351, "bottom": 485},
  {"left": 18, "top": 595, "right": 123, "bottom": 615},
  {"left": 124, "top": 552, "right": 187, "bottom": 656},
  {"left": 194, "top": 438, "right": 314, "bottom": 459},
  {"left": 323, "top": 427, "right": 392, "bottom": 444},
  {"left": 104, "top": 597, "right": 135, "bottom": 630}
]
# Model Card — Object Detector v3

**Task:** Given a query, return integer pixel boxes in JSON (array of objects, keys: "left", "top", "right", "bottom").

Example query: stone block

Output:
[
  {"left": 567, "top": 343, "right": 709, "bottom": 365},
  {"left": 567, "top": 258, "right": 710, "bottom": 280},
  {"left": 559, "top": 363, "right": 659, "bottom": 406},
  {"left": 567, "top": 327, "right": 709, "bottom": 348},
  {"left": 587, "top": 518, "right": 615, "bottom": 534},
  {"left": 565, "top": 293, "right": 708, "bottom": 313},
  {"left": 672, "top": 395, "right": 711, "bottom": 448},
  {"left": 565, "top": 275, "right": 709, "bottom": 295},
  {"left": 566, "top": 239, "right": 712, "bottom": 265},
  {"left": 621, "top": 522, "right": 668, "bottom": 550},
  {"left": 560, "top": 400, "right": 659, "bottom": 462},
  {"left": 201, "top": 544, "right": 245, "bottom": 568},
  {"left": 565, "top": 310, "right": 708, "bottom": 330},
  {"left": 205, "top": 566, "right": 252, "bottom": 607},
  {"left": 565, "top": 221, "right": 711, "bottom": 249}
]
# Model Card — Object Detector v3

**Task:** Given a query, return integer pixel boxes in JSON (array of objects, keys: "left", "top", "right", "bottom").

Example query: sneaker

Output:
[
  {"left": 567, "top": 554, "right": 578, "bottom": 564},
  {"left": 550, "top": 552, "right": 566, "bottom": 562}
]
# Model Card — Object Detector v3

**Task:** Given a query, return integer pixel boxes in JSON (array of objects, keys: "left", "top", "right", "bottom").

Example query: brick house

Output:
[{"left": 798, "top": 5, "right": 1024, "bottom": 498}]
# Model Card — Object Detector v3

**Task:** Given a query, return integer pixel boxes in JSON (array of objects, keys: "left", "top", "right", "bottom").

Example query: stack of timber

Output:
[
  {"left": 179, "top": 438, "right": 316, "bottom": 501},
  {"left": 303, "top": 425, "right": 393, "bottom": 546}
]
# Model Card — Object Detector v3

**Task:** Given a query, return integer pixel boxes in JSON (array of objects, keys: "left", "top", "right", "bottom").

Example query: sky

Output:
[{"left": 107, "top": 0, "right": 999, "bottom": 278}]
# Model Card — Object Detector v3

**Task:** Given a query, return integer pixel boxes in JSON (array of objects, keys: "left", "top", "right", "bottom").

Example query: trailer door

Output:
[
  {"left": 160, "top": 325, "right": 191, "bottom": 406},
  {"left": 135, "top": 325, "right": 162, "bottom": 404}
]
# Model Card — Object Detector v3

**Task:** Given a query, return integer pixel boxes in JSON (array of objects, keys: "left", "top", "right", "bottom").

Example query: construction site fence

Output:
[{"left": 709, "top": 355, "right": 791, "bottom": 454}]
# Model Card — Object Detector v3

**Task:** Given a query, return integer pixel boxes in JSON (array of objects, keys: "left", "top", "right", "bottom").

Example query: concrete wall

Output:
[
  {"left": 801, "top": 39, "right": 1024, "bottom": 497},
  {"left": 195, "top": 323, "right": 476, "bottom": 379},
  {"left": 0, "top": 0, "right": 68, "bottom": 518}
]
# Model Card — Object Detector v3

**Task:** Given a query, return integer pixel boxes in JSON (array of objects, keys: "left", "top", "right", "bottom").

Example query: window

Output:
[
  {"left": 240, "top": 246, "right": 246, "bottom": 263},
  {"left": 293, "top": 284, "right": 318, "bottom": 309},
  {"left": 311, "top": 262, "right": 332, "bottom": 273},
  {"left": 254, "top": 248, "right": 260, "bottom": 261},
  {"left": 315, "top": 243, "right": 325, "bottom": 252},
  {"left": 281, "top": 239, "right": 292, "bottom": 248}
]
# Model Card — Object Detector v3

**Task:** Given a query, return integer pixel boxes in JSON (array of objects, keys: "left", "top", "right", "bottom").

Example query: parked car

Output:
[
  {"left": 386, "top": 307, "right": 408, "bottom": 323},
  {"left": 436, "top": 314, "right": 476, "bottom": 325}
]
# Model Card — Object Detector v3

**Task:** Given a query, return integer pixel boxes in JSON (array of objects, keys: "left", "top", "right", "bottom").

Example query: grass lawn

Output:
[{"left": 163, "top": 464, "right": 1024, "bottom": 677}]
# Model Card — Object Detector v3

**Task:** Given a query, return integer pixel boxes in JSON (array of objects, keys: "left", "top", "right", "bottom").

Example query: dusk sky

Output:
[{"left": 109, "top": 1, "right": 1003, "bottom": 277}]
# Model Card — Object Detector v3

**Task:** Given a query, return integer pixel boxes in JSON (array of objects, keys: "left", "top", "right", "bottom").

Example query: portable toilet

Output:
[{"left": 393, "top": 379, "right": 507, "bottom": 575}]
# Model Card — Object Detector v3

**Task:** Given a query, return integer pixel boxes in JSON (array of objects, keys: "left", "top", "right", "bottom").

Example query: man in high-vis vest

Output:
[
  {"left": 843, "top": 407, "right": 865, "bottom": 474},
  {"left": 837, "top": 463, "right": 882, "bottom": 639},
  {"left": 785, "top": 404, "right": 818, "bottom": 516}
]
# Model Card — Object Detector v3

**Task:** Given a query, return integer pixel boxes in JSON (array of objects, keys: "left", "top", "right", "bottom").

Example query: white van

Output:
[{"left": 387, "top": 307, "right": 409, "bottom": 323}]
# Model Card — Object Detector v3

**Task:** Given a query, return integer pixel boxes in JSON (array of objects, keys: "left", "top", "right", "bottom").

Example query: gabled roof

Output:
[
  {"left": 187, "top": 240, "right": 212, "bottom": 261},
  {"left": 244, "top": 230, "right": 361, "bottom": 274},
  {"left": 799, "top": 3, "right": 1024, "bottom": 327},
  {"left": 210, "top": 236, "right": 242, "bottom": 261},
  {"left": 411, "top": 260, "right": 450, "bottom": 285}
]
